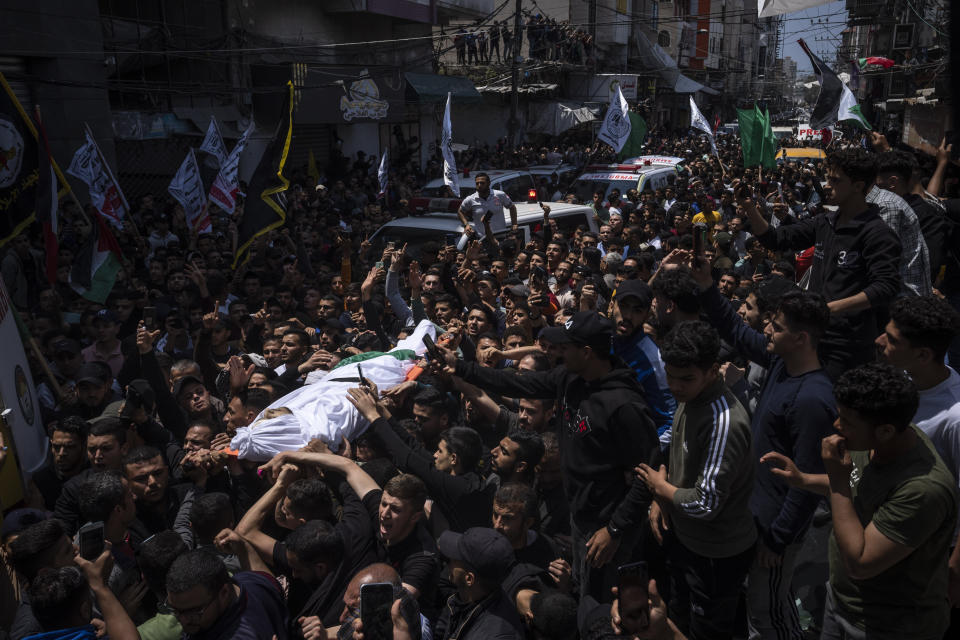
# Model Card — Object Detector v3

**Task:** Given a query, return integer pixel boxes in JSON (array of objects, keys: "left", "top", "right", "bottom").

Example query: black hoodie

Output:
[{"left": 454, "top": 361, "right": 659, "bottom": 531}]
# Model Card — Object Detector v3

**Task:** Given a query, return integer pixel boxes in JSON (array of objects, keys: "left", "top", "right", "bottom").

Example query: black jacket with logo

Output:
[
  {"left": 757, "top": 204, "right": 901, "bottom": 355},
  {"left": 455, "top": 361, "right": 659, "bottom": 531}
]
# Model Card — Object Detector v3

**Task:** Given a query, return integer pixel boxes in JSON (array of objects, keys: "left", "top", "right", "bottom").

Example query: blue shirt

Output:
[{"left": 612, "top": 332, "right": 676, "bottom": 434}]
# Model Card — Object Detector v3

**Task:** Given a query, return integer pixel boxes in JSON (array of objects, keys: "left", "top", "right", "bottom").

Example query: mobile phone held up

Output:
[
  {"left": 617, "top": 561, "right": 650, "bottom": 632},
  {"left": 357, "top": 363, "right": 370, "bottom": 389},
  {"left": 360, "top": 582, "right": 394, "bottom": 640},
  {"left": 78, "top": 521, "right": 105, "bottom": 561},
  {"left": 422, "top": 334, "right": 442, "bottom": 361},
  {"left": 692, "top": 222, "right": 708, "bottom": 265},
  {"left": 143, "top": 306, "right": 157, "bottom": 330}
]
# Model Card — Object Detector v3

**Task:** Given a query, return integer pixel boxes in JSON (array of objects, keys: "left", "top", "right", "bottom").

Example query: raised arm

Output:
[
  {"left": 259, "top": 450, "right": 380, "bottom": 501},
  {"left": 235, "top": 465, "right": 299, "bottom": 565}
]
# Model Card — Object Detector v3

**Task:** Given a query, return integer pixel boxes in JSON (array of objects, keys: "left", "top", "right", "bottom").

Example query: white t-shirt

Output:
[
  {"left": 460, "top": 189, "right": 514, "bottom": 234},
  {"left": 915, "top": 367, "right": 960, "bottom": 487}
]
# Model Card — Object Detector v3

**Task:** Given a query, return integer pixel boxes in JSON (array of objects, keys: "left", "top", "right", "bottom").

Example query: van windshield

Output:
[
  {"left": 419, "top": 185, "right": 477, "bottom": 198},
  {"left": 373, "top": 226, "right": 462, "bottom": 258},
  {"left": 571, "top": 178, "right": 637, "bottom": 204}
]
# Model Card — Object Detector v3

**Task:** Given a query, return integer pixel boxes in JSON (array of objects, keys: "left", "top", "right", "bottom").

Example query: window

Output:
[
  {"left": 498, "top": 175, "right": 535, "bottom": 202},
  {"left": 617, "top": 0, "right": 628, "bottom": 13},
  {"left": 658, "top": 31, "right": 671, "bottom": 47}
]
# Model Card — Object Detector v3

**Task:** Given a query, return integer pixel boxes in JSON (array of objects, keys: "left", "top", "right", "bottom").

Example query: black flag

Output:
[
  {"left": 233, "top": 81, "right": 295, "bottom": 267},
  {"left": 0, "top": 72, "right": 40, "bottom": 247}
]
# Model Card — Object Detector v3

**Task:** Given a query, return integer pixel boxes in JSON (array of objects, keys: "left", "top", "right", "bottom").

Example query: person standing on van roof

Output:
[{"left": 458, "top": 172, "right": 519, "bottom": 237}]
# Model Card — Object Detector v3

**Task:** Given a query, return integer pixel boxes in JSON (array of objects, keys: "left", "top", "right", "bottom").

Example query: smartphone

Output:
[
  {"left": 143, "top": 306, "right": 157, "bottom": 330},
  {"left": 357, "top": 363, "right": 370, "bottom": 388},
  {"left": 78, "top": 521, "right": 105, "bottom": 561},
  {"left": 360, "top": 582, "right": 394, "bottom": 640},
  {"left": 777, "top": 182, "right": 784, "bottom": 203},
  {"left": 693, "top": 223, "right": 707, "bottom": 258},
  {"left": 617, "top": 561, "right": 650, "bottom": 633},
  {"left": 531, "top": 265, "right": 547, "bottom": 287},
  {"left": 422, "top": 334, "right": 442, "bottom": 361},
  {"left": 375, "top": 261, "right": 385, "bottom": 269}
]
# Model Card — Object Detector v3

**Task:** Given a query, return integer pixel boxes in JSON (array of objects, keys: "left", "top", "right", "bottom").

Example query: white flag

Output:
[
  {"left": 441, "top": 93, "right": 460, "bottom": 198},
  {"left": 597, "top": 84, "right": 632, "bottom": 153},
  {"left": 689, "top": 96, "right": 718, "bottom": 156},
  {"left": 199, "top": 117, "right": 228, "bottom": 166},
  {"left": 209, "top": 121, "right": 254, "bottom": 214},
  {"left": 377, "top": 148, "right": 389, "bottom": 199},
  {"left": 169, "top": 149, "right": 211, "bottom": 234},
  {"left": 66, "top": 128, "right": 129, "bottom": 228}
]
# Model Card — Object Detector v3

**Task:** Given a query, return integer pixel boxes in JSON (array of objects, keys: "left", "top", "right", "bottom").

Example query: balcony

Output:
[{"left": 322, "top": 0, "right": 494, "bottom": 23}]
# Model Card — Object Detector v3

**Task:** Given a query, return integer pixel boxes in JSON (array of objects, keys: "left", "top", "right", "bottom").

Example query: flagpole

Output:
[
  {"left": 33, "top": 106, "right": 93, "bottom": 229},
  {"left": 82, "top": 122, "right": 145, "bottom": 245},
  {"left": 13, "top": 306, "right": 64, "bottom": 401}
]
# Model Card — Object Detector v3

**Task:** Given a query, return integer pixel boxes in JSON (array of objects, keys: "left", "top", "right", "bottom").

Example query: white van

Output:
[
  {"left": 570, "top": 155, "right": 683, "bottom": 203},
  {"left": 407, "top": 169, "right": 537, "bottom": 214},
  {"left": 370, "top": 202, "right": 599, "bottom": 259}
]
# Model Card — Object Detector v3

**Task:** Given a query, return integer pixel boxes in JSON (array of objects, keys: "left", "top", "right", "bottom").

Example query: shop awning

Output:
[
  {"left": 634, "top": 31, "right": 719, "bottom": 95},
  {"left": 405, "top": 72, "right": 482, "bottom": 103}
]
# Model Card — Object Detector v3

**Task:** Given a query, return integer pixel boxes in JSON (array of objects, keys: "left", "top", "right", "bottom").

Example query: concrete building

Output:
[
  {"left": 842, "top": 0, "right": 950, "bottom": 139},
  {"left": 0, "top": 0, "right": 492, "bottom": 199}
]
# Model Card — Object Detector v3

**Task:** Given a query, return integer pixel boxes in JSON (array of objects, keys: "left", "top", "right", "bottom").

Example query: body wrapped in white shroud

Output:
[{"left": 229, "top": 320, "right": 437, "bottom": 460}]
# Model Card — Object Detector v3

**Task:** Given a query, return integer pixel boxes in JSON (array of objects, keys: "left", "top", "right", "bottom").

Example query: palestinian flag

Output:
[
  {"left": 233, "top": 81, "right": 294, "bottom": 267},
  {"left": 858, "top": 57, "right": 895, "bottom": 70},
  {"left": 798, "top": 39, "right": 871, "bottom": 131},
  {"left": 70, "top": 213, "right": 121, "bottom": 303}
]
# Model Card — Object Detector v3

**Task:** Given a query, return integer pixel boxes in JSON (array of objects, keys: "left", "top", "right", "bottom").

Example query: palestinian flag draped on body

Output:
[
  {"left": 0, "top": 72, "right": 41, "bottom": 247},
  {"left": 232, "top": 81, "right": 294, "bottom": 267},
  {"left": 66, "top": 126, "right": 130, "bottom": 229},
  {"left": 209, "top": 120, "right": 254, "bottom": 214},
  {"left": 70, "top": 212, "right": 121, "bottom": 303},
  {"left": 737, "top": 105, "right": 777, "bottom": 169},
  {"left": 799, "top": 39, "right": 871, "bottom": 132}
]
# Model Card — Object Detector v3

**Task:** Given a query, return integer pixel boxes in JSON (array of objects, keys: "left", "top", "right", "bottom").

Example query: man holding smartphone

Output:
[{"left": 458, "top": 173, "right": 518, "bottom": 237}]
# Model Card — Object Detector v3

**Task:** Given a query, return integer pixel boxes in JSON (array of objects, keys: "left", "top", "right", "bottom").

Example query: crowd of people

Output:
[
  {"left": 1, "top": 122, "right": 960, "bottom": 640},
  {"left": 451, "top": 13, "right": 595, "bottom": 67}
]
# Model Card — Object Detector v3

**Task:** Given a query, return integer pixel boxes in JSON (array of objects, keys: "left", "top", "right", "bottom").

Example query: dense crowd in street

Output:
[{"left": 2, "top": 124, "right": 960, "bottom": 640}]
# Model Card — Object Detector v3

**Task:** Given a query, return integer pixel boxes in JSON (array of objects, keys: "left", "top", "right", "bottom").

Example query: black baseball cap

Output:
[
  {"left": 76, "top": 361, "right": 112, "bottom": 386},
  {"left": 172, "top": 375, "right": 205, "bottom": 400},
  {"left": 613, "top": 279, "right": 653, "bottom": 309},
  {"left": 438, "top": 528, "right": 515, "bottom": 583},
  {"left": 539, "top": 311, "right": 612, "bottom": 353},
  {"left": 52, "top": 339, "right": 81, "bottom": 356},
  {"left": 93, "top": 309, "right": 119, "bottom": 324}
]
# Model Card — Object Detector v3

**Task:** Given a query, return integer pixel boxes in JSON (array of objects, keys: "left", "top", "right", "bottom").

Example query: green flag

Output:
[
  {"left": 737, "top": 105, "right": 777, "bottom": 169},
  {"left": 617, "top": 113, "right": 648, "bottom": 161}
]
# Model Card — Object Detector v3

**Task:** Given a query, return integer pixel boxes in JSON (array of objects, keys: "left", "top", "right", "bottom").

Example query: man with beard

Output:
[
  {"left": 173, "top": 375, "right": 218, "bottom": 426},
  {"left": 649, "top": 264, "right": 701, "bottom": 341},
  {"left": 611, "top": 280, "right": 676, "bottom": 441},
  {"left": 55, "top": 418, "right": 130, "bottom": 534},
  {"left": 30, "top": 416, "right": 89, "bottom": 510},
  {"left": 437, "top": 311, "right": 659, "bottom": 601},
  {"left": 123, "top": 445, "right": 192, "bottom": 542}
]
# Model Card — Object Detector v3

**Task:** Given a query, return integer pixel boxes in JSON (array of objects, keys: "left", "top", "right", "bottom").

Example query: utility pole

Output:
[{"left": 507, "top": 0, "right": 522, "bottom": 149}]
